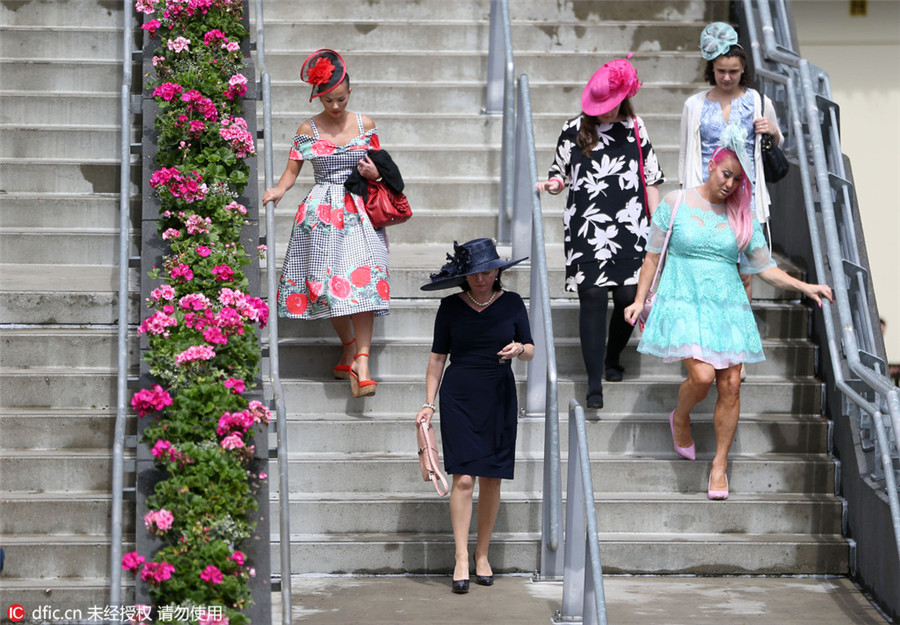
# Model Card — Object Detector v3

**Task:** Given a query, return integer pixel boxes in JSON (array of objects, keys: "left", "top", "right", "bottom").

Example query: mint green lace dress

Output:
[{"left": 637, "top": 188, "right": 775, "bottom": 369}]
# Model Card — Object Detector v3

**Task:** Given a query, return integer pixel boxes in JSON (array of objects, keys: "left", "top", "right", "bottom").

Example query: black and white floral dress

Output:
[{"left": 547, "top": 116, "right": 664, "bottom": 291}]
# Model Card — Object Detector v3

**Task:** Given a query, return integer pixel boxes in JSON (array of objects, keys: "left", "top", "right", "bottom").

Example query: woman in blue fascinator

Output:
[{"left": 625, "top": 127, "right": 832, "bottom": 500}]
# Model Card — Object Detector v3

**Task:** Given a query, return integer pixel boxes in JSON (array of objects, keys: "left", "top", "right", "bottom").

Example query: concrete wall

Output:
[{"left": 792, "top": 0, "right": 900, "bottom": 366}]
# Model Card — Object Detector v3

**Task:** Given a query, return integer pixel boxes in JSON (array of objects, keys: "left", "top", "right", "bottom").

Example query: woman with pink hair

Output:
[{"left": 624, "top": 127, "right": 832, "bottom": 500}]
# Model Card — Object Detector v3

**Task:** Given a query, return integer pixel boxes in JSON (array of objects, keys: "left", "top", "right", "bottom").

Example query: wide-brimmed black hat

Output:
[
  {"left": 300, "top": 49, "right": 347, "bottom": 102},
  {"left": 421, "top": 238, "right": 528, "bottom": 291}
]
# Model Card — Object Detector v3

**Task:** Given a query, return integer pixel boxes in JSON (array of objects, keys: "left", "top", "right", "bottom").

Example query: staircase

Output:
[
  {"left": 0, "top": 0, "right": 138, "bottom": 612},
  {"left": 260, "top": 0, "right": 847, "bottom": 578}
]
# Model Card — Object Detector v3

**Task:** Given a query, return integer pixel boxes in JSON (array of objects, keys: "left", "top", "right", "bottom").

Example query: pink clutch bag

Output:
[{"left": 416, "top": 421, "right": 449, "bottom": 496}]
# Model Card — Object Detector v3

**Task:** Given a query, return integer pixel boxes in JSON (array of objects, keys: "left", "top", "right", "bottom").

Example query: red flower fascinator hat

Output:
[
  {"left": 300, "top": 49, "right": 347, "bottom": 102},
  {"left": 581, "top": 54, "right": 642, "bottom": 117}
]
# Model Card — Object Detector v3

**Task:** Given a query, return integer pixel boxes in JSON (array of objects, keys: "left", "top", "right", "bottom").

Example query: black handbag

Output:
[{"left": 760, "top": 133, "right": 789, "bottom": 183}]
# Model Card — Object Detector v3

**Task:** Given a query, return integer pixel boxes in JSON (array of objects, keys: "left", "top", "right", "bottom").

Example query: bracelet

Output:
[
  {"left": 547, "top": 178, "right": 564, "bottom": 195},
  {"left": 518, "top": 344, "right": 525, "bottom": 357},
  {"left": 422, "top": 402, "right": 436, "bottom": 411}
]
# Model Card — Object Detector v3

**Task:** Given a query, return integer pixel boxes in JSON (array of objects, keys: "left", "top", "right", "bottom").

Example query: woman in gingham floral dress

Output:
[{"left": 263, "top": 49, "right": 387, "bottom": 397}]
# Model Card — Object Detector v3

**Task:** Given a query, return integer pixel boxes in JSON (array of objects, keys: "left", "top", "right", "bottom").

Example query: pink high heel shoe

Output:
[
  {"left": 669, "top": 409, "right": 696, "bottom": 461},
  {"left": 707, "top": 472, "right": 729, "bottom": 500}
]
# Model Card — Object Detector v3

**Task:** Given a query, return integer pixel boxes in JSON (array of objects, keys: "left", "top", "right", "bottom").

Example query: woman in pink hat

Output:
[
  {"left": 263, "top": 49, "right": 388, "bottom": 397},
  {"left": 536, "top": 55, "right": 665, "bottom": 409}
]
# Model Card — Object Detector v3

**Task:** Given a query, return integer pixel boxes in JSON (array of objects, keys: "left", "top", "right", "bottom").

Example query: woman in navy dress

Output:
[{"left": 416, "top": 239, "right": 533, "bottom": 594}]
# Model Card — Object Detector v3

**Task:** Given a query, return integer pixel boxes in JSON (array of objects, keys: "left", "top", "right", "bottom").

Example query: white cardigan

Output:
[{"left": 678, "top": 89, "right": 783, "bottom": 223}]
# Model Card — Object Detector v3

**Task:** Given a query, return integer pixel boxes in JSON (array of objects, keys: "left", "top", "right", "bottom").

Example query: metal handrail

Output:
[
  {"left": 252, "top": 0, "right": 292, "bottom": 621},
  {"left": 556, "top": 399, "right": 608, "bottom": 625},
  {"left": 110, "top": 0, "right": 135, "bottom": 610},
  {"left": 740, "top": 0, "right": 900, "bottom": 564},
  {"left": 511, "top": 75, "right": 563, "bottom": 579},
  {"left": 486, "top": 0, "right": 516, "bottom": 244}
]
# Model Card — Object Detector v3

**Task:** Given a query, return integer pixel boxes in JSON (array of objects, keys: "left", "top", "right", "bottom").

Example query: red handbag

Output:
[
  {"left": 416, "top": 421, "right": 448, "bottom": 496},
  {"left": 365, "top": 181, "right": 412, "bottom": 228}
]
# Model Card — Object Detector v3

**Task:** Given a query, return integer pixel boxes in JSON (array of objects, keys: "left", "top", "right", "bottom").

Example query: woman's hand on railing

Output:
[{"left": 262, "top": 186, "right": 286, "bottom": 207}]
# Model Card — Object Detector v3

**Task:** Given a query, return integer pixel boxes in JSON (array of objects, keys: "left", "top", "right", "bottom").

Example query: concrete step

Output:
[
  {"left": 267, "top": 82, "right": 701, "bottom": 116},
  {"left": 274, "top": 413, "right": 828, "bottom": 456},
  {"left": 271, "top": 491, "right": 841, "bottom": 535},
  {"left": 0, "top": 0, "right": 125, "bottom": 27},
  {"left": 262, "top": 258, "right": 807, "bottom": 301},
  {"left": 0, "top": 408, "right": 133, "bottom": 449},
  {"left": 0, "top": 193, "right": 138, "bottom": 230},
  {"left": 2, "top": 125, "right": 127, "bottom": 159},
  {"left": 0, "top": 228, "right": 137, "bottom": 264},
  {"left": 257, "top": 141, "right": 678, "bottom": 183},
  {"left": 0, "top": 579, "right": 133, "bottom": 619},
  {"left": 261, "top": 52, "right": 702, "bottom": 86},
  {"left": 0, "top": 369, "right": 118, "bottom": 408},
  {"left": 0, "top": 159, "right": 136, "bottom": 195},
  {"left": 277, "top": 337, "right": 815, "bottom": 379},
  {"left": 0, "top": 92, "right": 118, "bottom": 125},
  {"left": 262, "top": 111, "right": 682, "bottom": 148},
  {"left": 0, "top": 451, "right": 119, "bottom": 492},
  {"left": 0, "top": 534, "right": 128, "bottom": 580},
  {"left": 261, "top": 21, "right": 707, "bottom": 53},
  {"left": 0, "top": 59, "right": 135, "bottom": 92},
  {"left": 273, "top": 452, "right": 834, "bottom": 495},
  {"left": 253, "top": 0, "right": 714, "bottom": 22},
  {"left": 273, "top": 299, "right": 810, "bottom": 341},
  {"left": 0, "top": 290, "right": 139, "bottom": 325},
  {"left": 0, "top": 26, "right": 122, "bottom": 60},
  {"left": 276, "top": 378, "right": 822, "bottom": 417},
  {"left": 272, "top": 531, "right": 847, "bottom": 576},
  {"left": 264, "top": 204, "right": 567, "bottom": 245},
  {"left": 0, "top": 327, "right": 139, "bottom": 371},
  {"left": 0, "top": 494, "right": 135, "bottom": 535}
]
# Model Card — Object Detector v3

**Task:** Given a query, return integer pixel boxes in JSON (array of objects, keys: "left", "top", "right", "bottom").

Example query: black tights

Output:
[{"left": 578, "top": 284, "right": 638, "bottom": 397}]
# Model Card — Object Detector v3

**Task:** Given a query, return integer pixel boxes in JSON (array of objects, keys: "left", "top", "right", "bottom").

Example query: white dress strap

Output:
[{"left": 307, "top": 118, "right": 320, "bottom": 139}]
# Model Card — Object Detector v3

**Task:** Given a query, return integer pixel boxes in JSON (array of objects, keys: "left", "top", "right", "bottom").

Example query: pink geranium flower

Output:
[
  {"left": 220, "top": 433, "right": 245, "bottom": 450},
  {"left": 224, "top": 377, "right": 245, "bottom": 394},
  {"left": 131, "top": 384, "right": 173, "bottom": 417},
  {"left": 141, "top": 561, "right": 175, "bottom": 585},
  {"left": 175, "top": 344, "right": 216, "bottom": 365},
  {"left": 167, "top": 36, "right": 190, "bottom": 53},
  {"left": 200, "top": 564, "right": 224, "bottom": 584},
  {"left": 122, "top": 551, "right": 145, "bottom": 571}
]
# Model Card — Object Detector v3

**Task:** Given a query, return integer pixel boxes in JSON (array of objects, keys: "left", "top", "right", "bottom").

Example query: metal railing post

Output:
[
  {"left": 486, "top": 0, "right": 516, "bottom": 244},
  {"left": 110, "top": 0, "right": 134, "bottom": 612},
  {"left": 554, "top": 399, "right": 608, "bottom": 625},
  {"left": 254, "top": 1, "right": 292, "bottom": 621},
  {"left": 512, "top": 74, "right": 563, "bottom": 579}
]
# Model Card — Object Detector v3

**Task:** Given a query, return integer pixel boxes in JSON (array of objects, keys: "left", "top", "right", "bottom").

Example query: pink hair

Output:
[{"left": 710, "top": 147, "right": 753, "bottom": 250}]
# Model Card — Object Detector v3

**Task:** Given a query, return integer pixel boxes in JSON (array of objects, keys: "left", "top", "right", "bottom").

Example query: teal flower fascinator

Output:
[
  {"left": 716, "top": 123, "right": 752, "bottom": 177},
  {"left": 700, "top": 22, "right": 739, "bottom": 61}
]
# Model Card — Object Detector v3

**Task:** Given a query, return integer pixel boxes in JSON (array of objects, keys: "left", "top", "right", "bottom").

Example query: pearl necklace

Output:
[{"left": 466, "top": 290, "right": 497, "bottom": 307}]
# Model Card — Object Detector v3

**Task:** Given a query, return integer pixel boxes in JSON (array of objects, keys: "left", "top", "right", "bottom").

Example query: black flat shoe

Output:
[
  {"left": 451, "top": 579, "right": 470, "bottom": 594},
  {"left": 474, "top": 574, "right": 494, "bottom": 586},
  {"left": 605, "top": 364, "right": 624, "bottom": 382},
  {"left": 586, "top": 392, "right": 603, "bottom": 409}
]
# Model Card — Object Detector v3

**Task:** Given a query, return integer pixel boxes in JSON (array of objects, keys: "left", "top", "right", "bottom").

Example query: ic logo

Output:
[{"left": 7, "top": 604, "right": 25, "bottom": 622}]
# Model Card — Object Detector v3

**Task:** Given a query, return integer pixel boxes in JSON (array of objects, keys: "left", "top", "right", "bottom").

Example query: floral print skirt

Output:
[{"left": 277, "top": 182, "right": 390, "bottom": 320}]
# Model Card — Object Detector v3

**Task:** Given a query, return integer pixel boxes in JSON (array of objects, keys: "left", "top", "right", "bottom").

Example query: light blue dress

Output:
[{"left": 637, "top": 188, "right": 776, "bottom": 369}]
